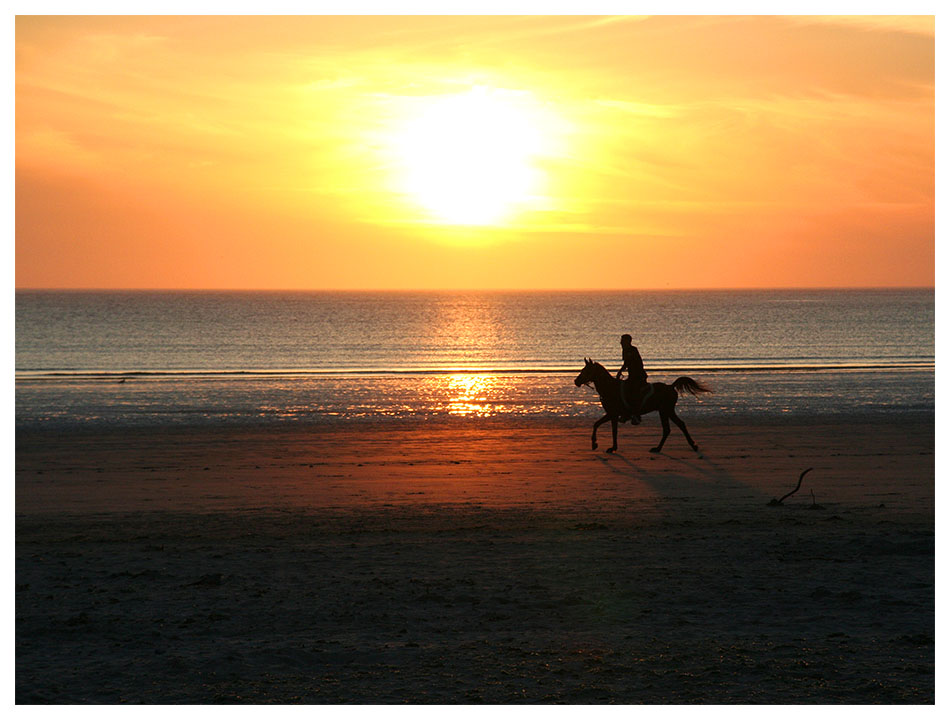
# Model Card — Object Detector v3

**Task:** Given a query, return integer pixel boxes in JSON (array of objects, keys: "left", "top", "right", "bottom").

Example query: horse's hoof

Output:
[
  {"left": 649, "top": 447, "right": 661, "bottom": 454},
  {"left": 606, "top": 447, "right": 616, "bottom": 454},
  {"left": 592, "top": 443, "right": 598, "bottom": 451},
  {"left": 691, "top": 445, "right": 699, "bottom": 452}
]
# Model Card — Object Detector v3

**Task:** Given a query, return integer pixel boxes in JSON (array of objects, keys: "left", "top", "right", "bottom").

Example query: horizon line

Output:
[{"left": 14, "top": 285, "right": 936, "bottom": 293}]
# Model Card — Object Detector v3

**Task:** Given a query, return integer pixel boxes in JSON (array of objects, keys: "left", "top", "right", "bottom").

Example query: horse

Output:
[{"left": 573, "top": 358, "right": 711, "bottom": 454}]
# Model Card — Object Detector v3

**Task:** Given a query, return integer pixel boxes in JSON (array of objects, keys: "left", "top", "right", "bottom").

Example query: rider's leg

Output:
[
  {"left": 631, "top": 382, "right": 645, "bottom": 424},
  {"left": 618, "top": 378, "right": 630, "bottom": 422}
]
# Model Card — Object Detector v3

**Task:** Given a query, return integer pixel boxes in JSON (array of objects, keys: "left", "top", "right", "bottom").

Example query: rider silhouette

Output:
[{"left": 616, "top": 333, "right": 648, "bottom": 424}]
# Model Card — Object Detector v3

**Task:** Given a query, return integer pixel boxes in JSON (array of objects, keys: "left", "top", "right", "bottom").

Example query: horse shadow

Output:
[{"left": 594, "top": 444, "right": 766, "bottom": 501}]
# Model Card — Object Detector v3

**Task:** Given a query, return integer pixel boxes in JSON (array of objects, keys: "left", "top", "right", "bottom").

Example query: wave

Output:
[{"left": 14, "top": 361, "right": 936, "bottom": 380}]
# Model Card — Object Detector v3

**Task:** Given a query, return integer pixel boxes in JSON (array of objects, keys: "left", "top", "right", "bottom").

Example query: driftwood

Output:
[{"left": 767, "top": 468, "right": 814, "bottom": 506}]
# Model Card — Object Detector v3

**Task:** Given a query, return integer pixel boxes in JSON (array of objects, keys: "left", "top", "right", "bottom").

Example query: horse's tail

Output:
[{"left": 671, "top": 376, "right": 712, "bottom": 396}]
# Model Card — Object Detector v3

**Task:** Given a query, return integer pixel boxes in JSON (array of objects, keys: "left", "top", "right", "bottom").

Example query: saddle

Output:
[{"left": 622, "top": 381, "right": 653, "bottom": 415}]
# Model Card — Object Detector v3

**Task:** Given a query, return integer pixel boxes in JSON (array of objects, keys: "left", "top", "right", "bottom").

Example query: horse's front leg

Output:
[
  {"left": 591, "top": 414, "right": 610, "bottom": 450},
  {"left": 606, "top": 418, "right": 619, "bottom": 453}
]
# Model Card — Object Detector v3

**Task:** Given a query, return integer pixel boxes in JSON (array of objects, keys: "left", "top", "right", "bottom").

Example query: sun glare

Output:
[
  {"left": 389, "top": 86, "right": 560, "bottom": 226},
  {"left": 442, "top": 374, "right": 497, "bottom": 416}
]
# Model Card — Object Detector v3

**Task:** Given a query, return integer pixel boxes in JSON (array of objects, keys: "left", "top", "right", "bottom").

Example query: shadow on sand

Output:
[{"left": 593, "top": 443, "right": 771, "bottom": 502}]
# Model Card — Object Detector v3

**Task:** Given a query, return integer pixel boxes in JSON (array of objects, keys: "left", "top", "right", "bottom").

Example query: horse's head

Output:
[{"left": 574, "top": 357, "right": 596, "bottom": 387}]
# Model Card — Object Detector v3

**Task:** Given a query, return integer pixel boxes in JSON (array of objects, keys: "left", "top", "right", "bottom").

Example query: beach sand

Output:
[{"left": 16, "top": 416, "right": 934, "bottom": 703}]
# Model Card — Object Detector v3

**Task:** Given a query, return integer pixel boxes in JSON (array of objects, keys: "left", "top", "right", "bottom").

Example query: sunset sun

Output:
[{"left": 389, "top": 86, "right": 560, "bottom": 226}]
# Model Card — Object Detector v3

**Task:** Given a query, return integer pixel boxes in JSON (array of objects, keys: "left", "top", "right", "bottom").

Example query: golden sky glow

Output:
[{"left": 15, "top": 15, "right": 934, "bottom": 289}]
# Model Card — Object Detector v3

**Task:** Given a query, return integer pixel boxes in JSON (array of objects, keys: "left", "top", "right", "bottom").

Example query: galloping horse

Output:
[{"left": 574, "top": 359, "right": 711, "bottom": 454}]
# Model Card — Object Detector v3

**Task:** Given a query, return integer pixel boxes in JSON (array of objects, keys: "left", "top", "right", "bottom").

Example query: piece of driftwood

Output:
[{"left": 767, "top": 468, "right": 814, "bottom": 506}]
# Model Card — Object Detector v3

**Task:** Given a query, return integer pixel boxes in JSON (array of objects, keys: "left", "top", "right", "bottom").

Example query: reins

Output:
[{"left": 582, "top": 362, "right": 617, "bottom": 398}]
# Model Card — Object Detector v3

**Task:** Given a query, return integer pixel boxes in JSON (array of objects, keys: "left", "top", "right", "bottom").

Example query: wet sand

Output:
[{"left": 16, "top": 416, "right": 934, "bottom": 703}]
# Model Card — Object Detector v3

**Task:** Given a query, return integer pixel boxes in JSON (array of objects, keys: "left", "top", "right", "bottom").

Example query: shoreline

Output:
[
  {"left": 15, "top": 366, "right": 935, "bottom": 434},
  {"left": 14, "top": 362, "right": 936, "bottom": 378}
]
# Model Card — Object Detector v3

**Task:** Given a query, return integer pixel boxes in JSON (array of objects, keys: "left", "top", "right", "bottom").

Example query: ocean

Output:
[{"left": 15, "top": 289, "right": 934, "bottom": 428}]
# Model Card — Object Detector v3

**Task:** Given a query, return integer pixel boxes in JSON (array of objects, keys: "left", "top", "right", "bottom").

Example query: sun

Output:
[{"left": 389, "top": 86, "right": 559, "bottom": 226}]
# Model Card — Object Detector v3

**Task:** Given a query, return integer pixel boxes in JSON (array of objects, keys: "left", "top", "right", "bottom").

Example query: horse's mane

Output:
[{"left": 588, "top": 360, "right": 614, "bottom": 381}]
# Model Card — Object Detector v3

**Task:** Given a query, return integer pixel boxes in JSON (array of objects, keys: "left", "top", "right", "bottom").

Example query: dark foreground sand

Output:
[{"left": 16, "top": 416, "right": 934, "bottom": 703}]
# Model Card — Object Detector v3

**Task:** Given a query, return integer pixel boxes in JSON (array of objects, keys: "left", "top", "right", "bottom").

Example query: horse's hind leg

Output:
[
  {"left": 650, "top": 411, "right": 671, "bottom": 453},
  {"left": 670, "top": 409, "right": 699, "bottom": 452}
]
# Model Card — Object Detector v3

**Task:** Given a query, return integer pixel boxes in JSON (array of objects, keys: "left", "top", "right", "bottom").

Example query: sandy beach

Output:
[{"left": 15, "top": 414, "right": 933, "bottom": 703}]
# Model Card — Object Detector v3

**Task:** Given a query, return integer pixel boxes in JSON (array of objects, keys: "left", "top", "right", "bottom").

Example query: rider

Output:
[{"left": 616, "top": 333, "right": 648, "bottom": 424}]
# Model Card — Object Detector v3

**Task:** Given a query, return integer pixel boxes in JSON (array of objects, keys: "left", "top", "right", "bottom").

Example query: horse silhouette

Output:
[{"left": 574, "top": 358, "right": 710, "bottom": 454}]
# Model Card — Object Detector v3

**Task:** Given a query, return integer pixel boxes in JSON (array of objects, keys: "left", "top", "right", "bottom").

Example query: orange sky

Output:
[{"left": 15, "top": 15, "right": 934, "bottom": 289}]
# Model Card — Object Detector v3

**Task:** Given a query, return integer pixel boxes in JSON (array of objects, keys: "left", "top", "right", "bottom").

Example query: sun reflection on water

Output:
[{"left": 442, "top": 373, "right": 497, "bottom": 417}]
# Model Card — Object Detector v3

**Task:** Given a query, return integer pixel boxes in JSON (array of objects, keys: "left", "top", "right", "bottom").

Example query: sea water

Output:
[{"left": 15, "top": 289, "right": 934, "bottom": 428}]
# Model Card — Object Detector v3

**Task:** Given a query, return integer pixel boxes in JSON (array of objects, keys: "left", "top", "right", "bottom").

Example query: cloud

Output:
[
  {"left": 16, "top": 128, "right": 101, "bottom": 172},
  {"left": 788, "top": 15, "right": 934, "bottom": 37}
]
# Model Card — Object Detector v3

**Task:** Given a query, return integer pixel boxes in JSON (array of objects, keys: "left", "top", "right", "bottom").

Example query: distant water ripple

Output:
[{"left": 16, "top": 290, "right": 934, "bottom": 428}]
